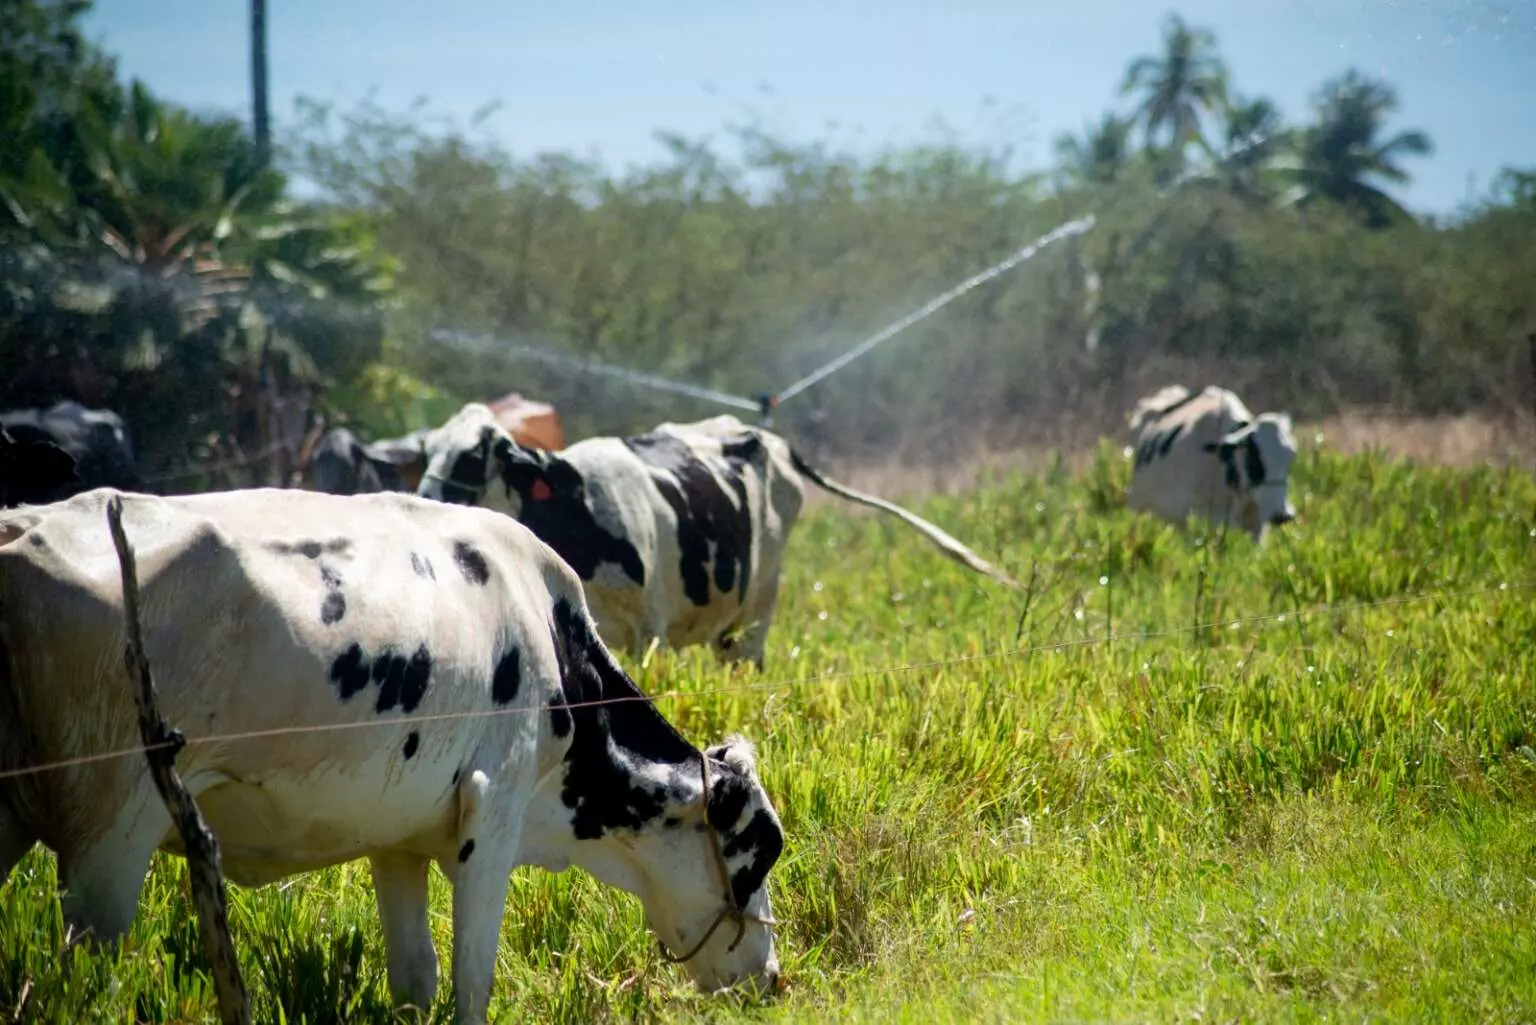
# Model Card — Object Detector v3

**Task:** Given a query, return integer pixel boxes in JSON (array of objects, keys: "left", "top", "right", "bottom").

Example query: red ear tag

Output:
[{"left": 530, "top": 478, "right": 553, "bottom": 501}]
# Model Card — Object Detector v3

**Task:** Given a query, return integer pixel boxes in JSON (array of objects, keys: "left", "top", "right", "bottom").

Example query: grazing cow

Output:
[
  {"left": 417, "top": 404, "right": 1018, "bottom": 668},
  {"left": 305, "top": 425, "right": 436, "bottom": 495},
  {"left": 1126, "top": 384, "right": 1298, "bottom": 543},
  {"left": 0, "top": 488, "right": 784, "bottom": 1023},
  {"left": 0, "top": 401, "right": 139, "bottom": 502},
  {"left": 0, "top": 426, "right": 79, "bottom": 508}
]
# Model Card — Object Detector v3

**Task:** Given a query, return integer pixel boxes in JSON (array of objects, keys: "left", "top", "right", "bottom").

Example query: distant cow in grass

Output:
[
  {"left": 1126, "top": 385, "right": 1298, "bottom": 543},
  {"left": 418, "top": 404, "right": 1018, "bottom": 669}
]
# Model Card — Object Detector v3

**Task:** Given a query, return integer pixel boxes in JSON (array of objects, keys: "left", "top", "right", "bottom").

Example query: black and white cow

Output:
[
  {"left": 0, "top": 487, "right": 784, "bottom": 1023},
  {"left": 1126, "top": 384, "right": 1298, "bottom": 543},
  {"left": 306, "top": 425, "right": 435, "bottom": 495},
  {"left": 417, "top": 404, "right": 1018, "bottom": 669},
  {"left": 0, "top": 401, "right": 139, "bottom": 503}
]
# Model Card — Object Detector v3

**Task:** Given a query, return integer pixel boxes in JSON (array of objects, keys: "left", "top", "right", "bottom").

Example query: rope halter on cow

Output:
[{"left": 658, "top": 753, "right": 777, "bottom": 965}]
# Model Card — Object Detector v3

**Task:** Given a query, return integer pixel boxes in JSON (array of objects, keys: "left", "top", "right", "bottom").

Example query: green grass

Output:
[{"left": 3, "top": 439, "right": 1535, "bottom": 1023}]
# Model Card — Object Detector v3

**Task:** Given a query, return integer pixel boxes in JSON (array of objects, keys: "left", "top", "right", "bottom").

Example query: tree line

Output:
[{"left": 3, "top": 3, "right": 1533, "bottom": 484}]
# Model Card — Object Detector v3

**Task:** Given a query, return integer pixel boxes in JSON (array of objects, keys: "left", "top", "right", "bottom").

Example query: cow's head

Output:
[
  {"left": 418, "top": 403, "right": 563, "bottom": 517},
  {"left": 531, "top": 597, "right": 784, "bottom": 994},
  {"left": 638, "top": 738, "right": 784, "bottom": 994},
  {"left": 1203, "top": 411, "right": 1297, "bottom": 541}
]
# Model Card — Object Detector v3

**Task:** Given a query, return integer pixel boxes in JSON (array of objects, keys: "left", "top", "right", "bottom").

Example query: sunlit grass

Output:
[{"left": 1, "top": 440, "right": 1533, "bottom": 1021}]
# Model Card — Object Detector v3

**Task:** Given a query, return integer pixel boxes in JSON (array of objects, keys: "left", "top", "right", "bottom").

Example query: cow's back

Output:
[{"left": 0, "top": 488, "right": 571, "bottom": 873}]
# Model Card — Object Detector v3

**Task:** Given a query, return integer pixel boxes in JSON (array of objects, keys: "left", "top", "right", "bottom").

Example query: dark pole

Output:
[{"left": 252, "top": 0, "right": 270, "bottom": 166}]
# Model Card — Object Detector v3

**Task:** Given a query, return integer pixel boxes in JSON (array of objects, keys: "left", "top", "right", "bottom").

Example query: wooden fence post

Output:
[{"left": 106, "top": 496, "right": 251, "bottom": 1025}]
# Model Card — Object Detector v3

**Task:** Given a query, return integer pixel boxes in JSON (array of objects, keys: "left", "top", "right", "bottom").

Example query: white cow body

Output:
[
  {"left": 0, "top": 488, "right": 783, "bottom": 1022},
  {"left": 1126, "top": 385, "right": 1298, "bottom": 542},
  {"left": 418, "top": 405, "right": 1017, "bottom": 668}
]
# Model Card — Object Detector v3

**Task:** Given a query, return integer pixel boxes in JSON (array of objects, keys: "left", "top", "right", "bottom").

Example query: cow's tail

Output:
[
  {"left": 787, "top": 449, "right": 1020, "bottom": 590},
  {"left": 1128, "top": 385, "right": 1194, "bottom": 434}
]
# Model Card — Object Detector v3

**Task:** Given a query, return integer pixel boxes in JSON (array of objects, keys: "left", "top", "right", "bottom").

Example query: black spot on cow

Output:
[
  {"left": 320, "top": 591, "right": 346, "bottom": 625},
  {"left": 331, "top": 643, "right": 432, "bottom": 712},
  {"left": 402, "top": 646, "right": 432, "bottom": 711},
  {"left": 1243, "top": 435, "right": 1267, "bottom": 486},
  {"left": 457, "top": 839, "right": 475, "bottom": 863},
  {"left": 549, "top": 598, "right": 696, "bottom": 840},
  {"left": 403, "top": 731, "right": 420, "bottom": 760},
  {"left": 267, "top": 538, "right": 351, "bottom": 559},
  {"left": 663, "top": 816, "right": 682, "bottom": 829},
  {"left": 706, "top": 768, "right": 752, "bottom": 834},
  {"left": 453, "top": 540, "right": 490, "bottom": 585},
  {"left": 311, "top": 562, "right": 347, "bottom": 625},
  {"left": 329, "top": 643, "right": 372, "bottom": 700},
  {"left": 494, "top": 447, "right": 645, "bottom": 586},
  {"left": 1157, "top": 423, "right": 1184, "bottom": 457},
  {"left": 721, "top": 809, "right": 785, "bottom": 909},
  {"left": 492, "top": 648, "right": 521, "bottom": 706},
  {"left": 623, "top": 431, "right": 758, "bottom": 607},
  {"left": 410, "top": 551, "right": 436, "bottom": 580}
]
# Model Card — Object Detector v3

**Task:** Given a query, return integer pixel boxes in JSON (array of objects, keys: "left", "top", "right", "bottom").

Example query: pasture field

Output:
[{"left": 2, "top": 440, "right": 1534, "bottom": 1023}]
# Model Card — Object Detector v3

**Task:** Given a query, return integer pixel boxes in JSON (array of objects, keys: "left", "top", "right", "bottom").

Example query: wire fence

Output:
[{"left": 1, "top": 577, "right": 1525, "bottom": 786}]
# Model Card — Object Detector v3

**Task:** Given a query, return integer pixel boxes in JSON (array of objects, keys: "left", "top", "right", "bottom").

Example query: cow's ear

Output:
[{"left": 706, "top": 734, "right": 759, "bottom": 779}]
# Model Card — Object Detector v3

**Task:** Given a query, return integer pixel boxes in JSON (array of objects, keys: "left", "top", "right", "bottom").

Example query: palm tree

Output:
[
  {"left": 1053, "top": 113, "right": 1135, "bottom": 189},
  {"left": 1282, "top": 69, "right": 1433, "bottom": 228},
  {"left": 1119, "top": 13, "right": 1228, "bottom": 172},
  {"left": 1200, "top": 93, "right": 1289, "bottom": 204}
]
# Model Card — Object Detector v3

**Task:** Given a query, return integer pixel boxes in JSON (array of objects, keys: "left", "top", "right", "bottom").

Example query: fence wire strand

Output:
[{"left": 0, "top": 578, "right": 1526, "bottom": 785}]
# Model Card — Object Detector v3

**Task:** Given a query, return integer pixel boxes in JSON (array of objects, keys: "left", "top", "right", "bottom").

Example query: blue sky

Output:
[{"left": 85, "top": 0, "right": 1536, "bottom": 215}]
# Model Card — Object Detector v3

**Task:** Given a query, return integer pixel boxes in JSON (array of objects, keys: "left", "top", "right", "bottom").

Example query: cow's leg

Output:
[
  {"left": 448, "top": 769, "right": 522, "bottom": 1025},
  {"left": 719, "top": 576, "right": 781, "bottom": 671},
  {"left": 57, "top": 783, "right": 168, "bottom": 945},
  {"left": 370, "top": 851, "right": 439, "bottom": 1013}
]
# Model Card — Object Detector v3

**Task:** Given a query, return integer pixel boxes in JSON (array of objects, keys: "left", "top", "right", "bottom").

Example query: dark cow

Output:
[
  {"left": 0, "top": 487, "right": 784, "bottom": 1023},
  {"left": 418, "top": 404, "right": 1019, "bottom": 668},
  {"left": 0, "top": 426, "right": 79, "bottom": 508},
  {"left": 0, "top": 401, "right": 139, "bottom": 504}
]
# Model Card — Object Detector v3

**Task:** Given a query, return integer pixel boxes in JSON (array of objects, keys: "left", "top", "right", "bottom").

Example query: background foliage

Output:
[{"left": 3, "top": 3, "right": 1534, "bottom": 475}]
